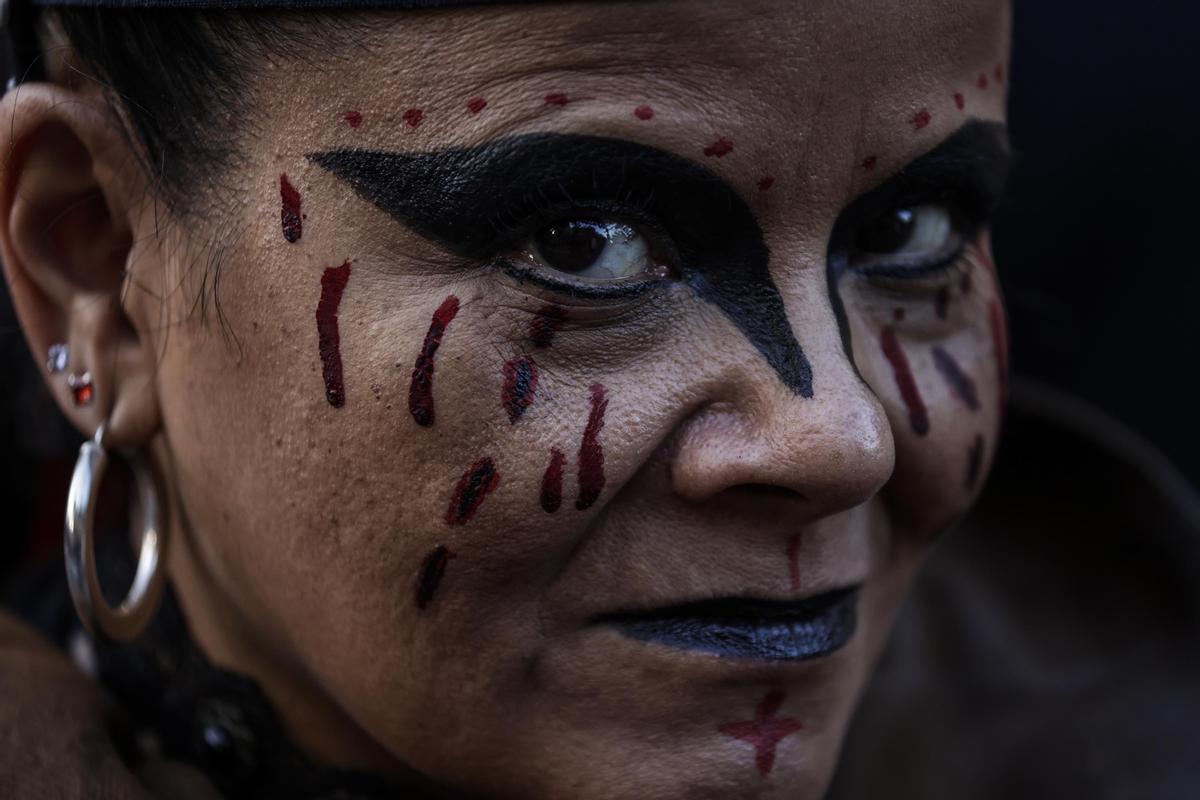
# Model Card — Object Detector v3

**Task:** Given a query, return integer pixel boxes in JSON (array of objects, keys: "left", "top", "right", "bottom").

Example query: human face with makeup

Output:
[{"left": 1, "top": 1, "right": 1010, "bottom": 797}]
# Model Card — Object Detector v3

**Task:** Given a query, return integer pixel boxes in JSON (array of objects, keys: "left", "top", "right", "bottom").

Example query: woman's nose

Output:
[{"left": 669, "top": 338, "right": 895, "bottom": 521}]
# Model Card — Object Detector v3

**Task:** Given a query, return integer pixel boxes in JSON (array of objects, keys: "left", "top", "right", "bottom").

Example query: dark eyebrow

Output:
[{"left": 309, "top": 134, "right": 817, "bottom": 397}]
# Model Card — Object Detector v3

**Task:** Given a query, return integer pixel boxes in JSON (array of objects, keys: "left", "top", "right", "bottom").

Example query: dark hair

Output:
[{"left": 41, "top": 10, "right": 361, "bottom": 214}]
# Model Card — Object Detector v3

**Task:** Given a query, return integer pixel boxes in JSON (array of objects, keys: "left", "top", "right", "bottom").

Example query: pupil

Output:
[
  {"left": 857, "top": 208, "right": 915, "bottom": 253},
  {"left": 535, "top": 221, "right": 607, "bottom": 273}
]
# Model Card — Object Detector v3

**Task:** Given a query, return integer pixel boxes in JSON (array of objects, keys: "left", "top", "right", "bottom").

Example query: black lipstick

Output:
[
  {"left": 600, "top": 587, "right": 859, "bottom": 662},
  {"left": 309, "top": 133, "right": 814, "bottom": 397}
]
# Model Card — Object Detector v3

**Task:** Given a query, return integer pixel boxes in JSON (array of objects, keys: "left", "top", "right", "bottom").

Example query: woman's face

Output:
[{"left": 22, "top": 1, "right": 1011, "bottom": 796}]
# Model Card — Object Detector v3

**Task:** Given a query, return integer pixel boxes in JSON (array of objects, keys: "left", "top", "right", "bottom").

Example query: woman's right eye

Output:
[
  {"left": 515, "top": 219, "right": 671, "bottom": 284},
  {"left": 847, "top": 203, "right": 965, "bottom": 277}
]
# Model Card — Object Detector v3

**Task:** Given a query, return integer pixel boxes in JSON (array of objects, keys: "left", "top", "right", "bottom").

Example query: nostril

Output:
[{"left": 735, "top": 483, "right": 808, "bottom": 503}]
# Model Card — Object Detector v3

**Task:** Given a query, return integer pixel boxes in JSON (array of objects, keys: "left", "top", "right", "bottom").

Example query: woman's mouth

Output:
[{"left": 597, "top": 586, "right": 860, "bottom": 662}]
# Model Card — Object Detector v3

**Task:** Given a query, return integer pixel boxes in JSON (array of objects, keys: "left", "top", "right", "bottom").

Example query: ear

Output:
[{"left": 0, "top": 80, "right": 161, "bottom": 451}]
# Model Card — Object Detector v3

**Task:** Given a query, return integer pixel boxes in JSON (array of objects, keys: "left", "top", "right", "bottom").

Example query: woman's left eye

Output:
[
  {"left": 848, "top": 204, "right": 964, "bottom": 275},
  {"left": 516, "top": 219, "right": 669, "bottom": 283}
]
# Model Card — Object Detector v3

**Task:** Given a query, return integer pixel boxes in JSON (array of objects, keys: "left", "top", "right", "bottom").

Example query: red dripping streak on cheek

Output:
[
  {"left": 315, "top": 261, "right": 352, "bottom": 408},
  {"left": 414, "top": 545, "right": 456, "bottom": 610},
  {"left": 408, "top": 295, "right": 461, "bottom": 427},
  {"left": 575, "top": 384, "right": 608, "bottom": 511},
  {"left": 757, "top": 176, "right": 775, "bottom": 191},
  {"left": 966, "top": 434, "right": 986, "bottom": 491},
  {"left": 403, "top": 108, "right": 424, "bottom": 128},
  {"left": 989, "top": 299, "right": 1009, "bottom": 409},
  {"left": 785, "top": 535, "right": 801, "bottom": 590},
  {"left": 279, "top": 174, "right": 302, "bottom": 243},
  {"left": 977, "top": 73, "right": 989, "bottom": 90},
  {"left": 343, "top": 110, "right": 363, "bottom": 128},
  {"left": 544, "top": 92, "right": 569, "bottom": 106},
  {"left": 995, "top": 63, "right": 1005, "bottom": 85},
  {"left": 540, "top": 448, "right": 565, "bottom": 513},
  {"left": 880, "top": 326, "right": 929, "bottom": 436},
  {"left": 954, "top": 92, "right": 965, "bottom": 111},
  {"left": 935, "top": 285, "right": 952, "bottom": 320},
  {"left": 861, "top": 155, "right": 878, "bottom": 171},
  {"left": 912, "top": 109, "right": 932, "bottom": 130},
  {"left": 703, "top": 137, "right": 734, "bottom": 157},
  {"left": 446, "top": 457, "right": 501, "bottom": 526},
  {"left": 466, "top": 97, "right": 488, "bottom": 114},
  {"left": 633, "top": 105, "right": 654, "bottom": 120},
  {"left": 501, "top": 355, "right": 539, "bottom": 423},
  {"left": 528, "top": 305, "right": 566, "bottom": 348}
]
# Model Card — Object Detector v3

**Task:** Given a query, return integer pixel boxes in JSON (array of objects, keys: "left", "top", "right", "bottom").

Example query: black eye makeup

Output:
[
  {"left": 828, "top": 119, "right": 1012, "bottom": 285},
  {"left": 309, "top": 134, "right": 815, "bottom": 397}
]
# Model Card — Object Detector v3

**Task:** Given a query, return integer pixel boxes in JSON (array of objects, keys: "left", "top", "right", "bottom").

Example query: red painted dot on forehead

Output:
[
  {"left": 862, "top": 155, "right": 878, "bottom": 171},
  {"left": 757, "top": 176, "right": 775, "bottom": 191},
  {"left": 633, "top": 105, "right": 654, "bottom": 121},
  {"left": 466, "top": 97, "right": 488, "bottom": 114},
  {"left": 343, "top": 110, "right": 363, "bottom": 128},
  {"left": 954, "top": 92, "right": 965, "bottom": 111},
  {"left": 703, "top": 137, "right": 734, "bottom": 158},
  {"left": 911, "top": 109, "right": 932, "bottom": 130},
  {"left": 403, "top": 107, "right": 424, "bottom": 128},
  {"left": 544, "top": 92, "right": 569, "bottom": 107},
  {"left": 977, "top": 72, "right": 989, "bottom": 90}
]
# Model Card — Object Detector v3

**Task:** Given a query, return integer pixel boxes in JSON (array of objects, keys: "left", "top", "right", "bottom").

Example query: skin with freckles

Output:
[{"left": 0, "top": 2, "right": 1011, "bottom": 798}]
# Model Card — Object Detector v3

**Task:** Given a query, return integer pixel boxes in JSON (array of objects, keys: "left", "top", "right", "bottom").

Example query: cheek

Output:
[{"left": 846, "top": 247, "right": 1005, "bottom": 536}]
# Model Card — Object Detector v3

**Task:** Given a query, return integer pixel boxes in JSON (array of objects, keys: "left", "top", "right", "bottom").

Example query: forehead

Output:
[{"left": 255, "top": 0, "right": 1008, "bottom": 235}]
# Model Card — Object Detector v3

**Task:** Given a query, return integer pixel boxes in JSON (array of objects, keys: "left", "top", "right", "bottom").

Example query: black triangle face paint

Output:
[{"left": 309, "top": 133, "right": 814, "bottom": 397}]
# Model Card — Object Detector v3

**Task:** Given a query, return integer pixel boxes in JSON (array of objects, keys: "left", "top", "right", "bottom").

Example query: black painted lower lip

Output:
[{"left": 601, "top": 587, "right": 859, "bottom": 662}]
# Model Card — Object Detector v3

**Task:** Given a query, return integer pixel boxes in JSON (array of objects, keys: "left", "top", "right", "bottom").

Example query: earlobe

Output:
[{"left": 0, "top": 82, "right": 161, "bottom": 450}]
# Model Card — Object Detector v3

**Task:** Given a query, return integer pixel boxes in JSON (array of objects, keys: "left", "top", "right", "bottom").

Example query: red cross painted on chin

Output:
[{"left": 718, "top": 690, "right": 803, "bottom": 777}]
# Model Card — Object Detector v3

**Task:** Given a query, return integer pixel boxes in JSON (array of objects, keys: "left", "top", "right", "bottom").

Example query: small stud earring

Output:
[
  {"left": 68, "top": 371, "right": 94, "bottom": 407},
  {"left": 47, "top": 343, "right": 69, "bottom": 374}
]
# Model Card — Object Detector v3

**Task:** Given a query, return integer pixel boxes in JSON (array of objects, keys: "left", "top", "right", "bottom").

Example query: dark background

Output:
[{"left": 3, "top": 2, "right": 1198, "bottom": 578}]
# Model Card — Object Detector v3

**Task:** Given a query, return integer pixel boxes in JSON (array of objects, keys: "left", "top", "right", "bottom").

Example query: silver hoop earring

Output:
[{"left": 64, "top": 423, "right": 169, "bottom": 641}]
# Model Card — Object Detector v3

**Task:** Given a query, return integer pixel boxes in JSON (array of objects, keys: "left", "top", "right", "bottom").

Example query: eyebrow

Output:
[{"left": 309, "top": 134, "right": 817, "bottom": 397}]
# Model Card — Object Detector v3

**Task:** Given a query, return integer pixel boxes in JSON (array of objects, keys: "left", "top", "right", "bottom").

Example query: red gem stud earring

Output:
[{"left": 67, "top": 371, "right": 94, "bottom": 407}]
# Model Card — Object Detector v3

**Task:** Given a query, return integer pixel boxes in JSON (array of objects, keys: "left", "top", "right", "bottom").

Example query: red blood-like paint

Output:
[
  {"left": 912, "top": 109, "right": 932, "bottom": 130},
  {"left": 529, "top": 305, "right": 566, "bottom": 348},
  {"left": 785, "top": 535, "right": 801, "bottom": 591},
  {"left": 540, "top": 447, "right": 565, "bottom": 514},
  {"left": 415, "top": 545, "right": 456, "bottom": 610},
  {"left": 862, "top": 155, "right": 878, "bottom": 171},
  {"left": 408, "top": 295, "right": 461, "bottom": 427},
  {"left": 575, "top": 383, "right": 608, "bottom": 511},
  {"left": 966, "top": 434, "right": 986, "bottom": 491},
  {"left": 757, "top": 176, "right": 775, "bottom": 191},
  {"left": 977, "top": 72, "right": 989, "bottom": 90},
  {"left": 466, "top": 97, "right": 488, "bottom": 114},
  {"left": 446, "top": 457, "right": 501, "bottom": 526},
  {"left": 280, "top": 173, "right": 302, "bottom": 243},
  {"left": 954, "top": 92, "right": 965, "bottom": 111},
  {"left": 501, "top": 355, "right": 539, "bottom": 423},
  {"left": 880, "top": 326, "right": 929, "bottom": 436},
  {"left": 932, "top": 345, "right": 980, "bottom": 411},
  {"left": 935, "top": 285, "right": 952, "bottom": 320},
  {"left": 995, "top": 63, "right": 1005, "bottom": 85},
  {"left": 718, "top": 691, "right": 803, "bottom": 778},
  {"left": 316, "top": 261, "right": 352, "bottom": 408},
  {"left": 343, "top": 110, "right": 363, "bottom": 128},
  {"left": 403, "top": 107, "right": 424, "bottom": 128},
  {"left": 704, "top": 137, "right": 734, "bottom": 157},
  {"left": 544, "top": 92, "right": 569, "bottom": 106},
  {"left": 634, "top": 105, "right": 654, "bottom": 120},
  {"left": 989, "top": 299, "right": 1009, "bottom": 410}
]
